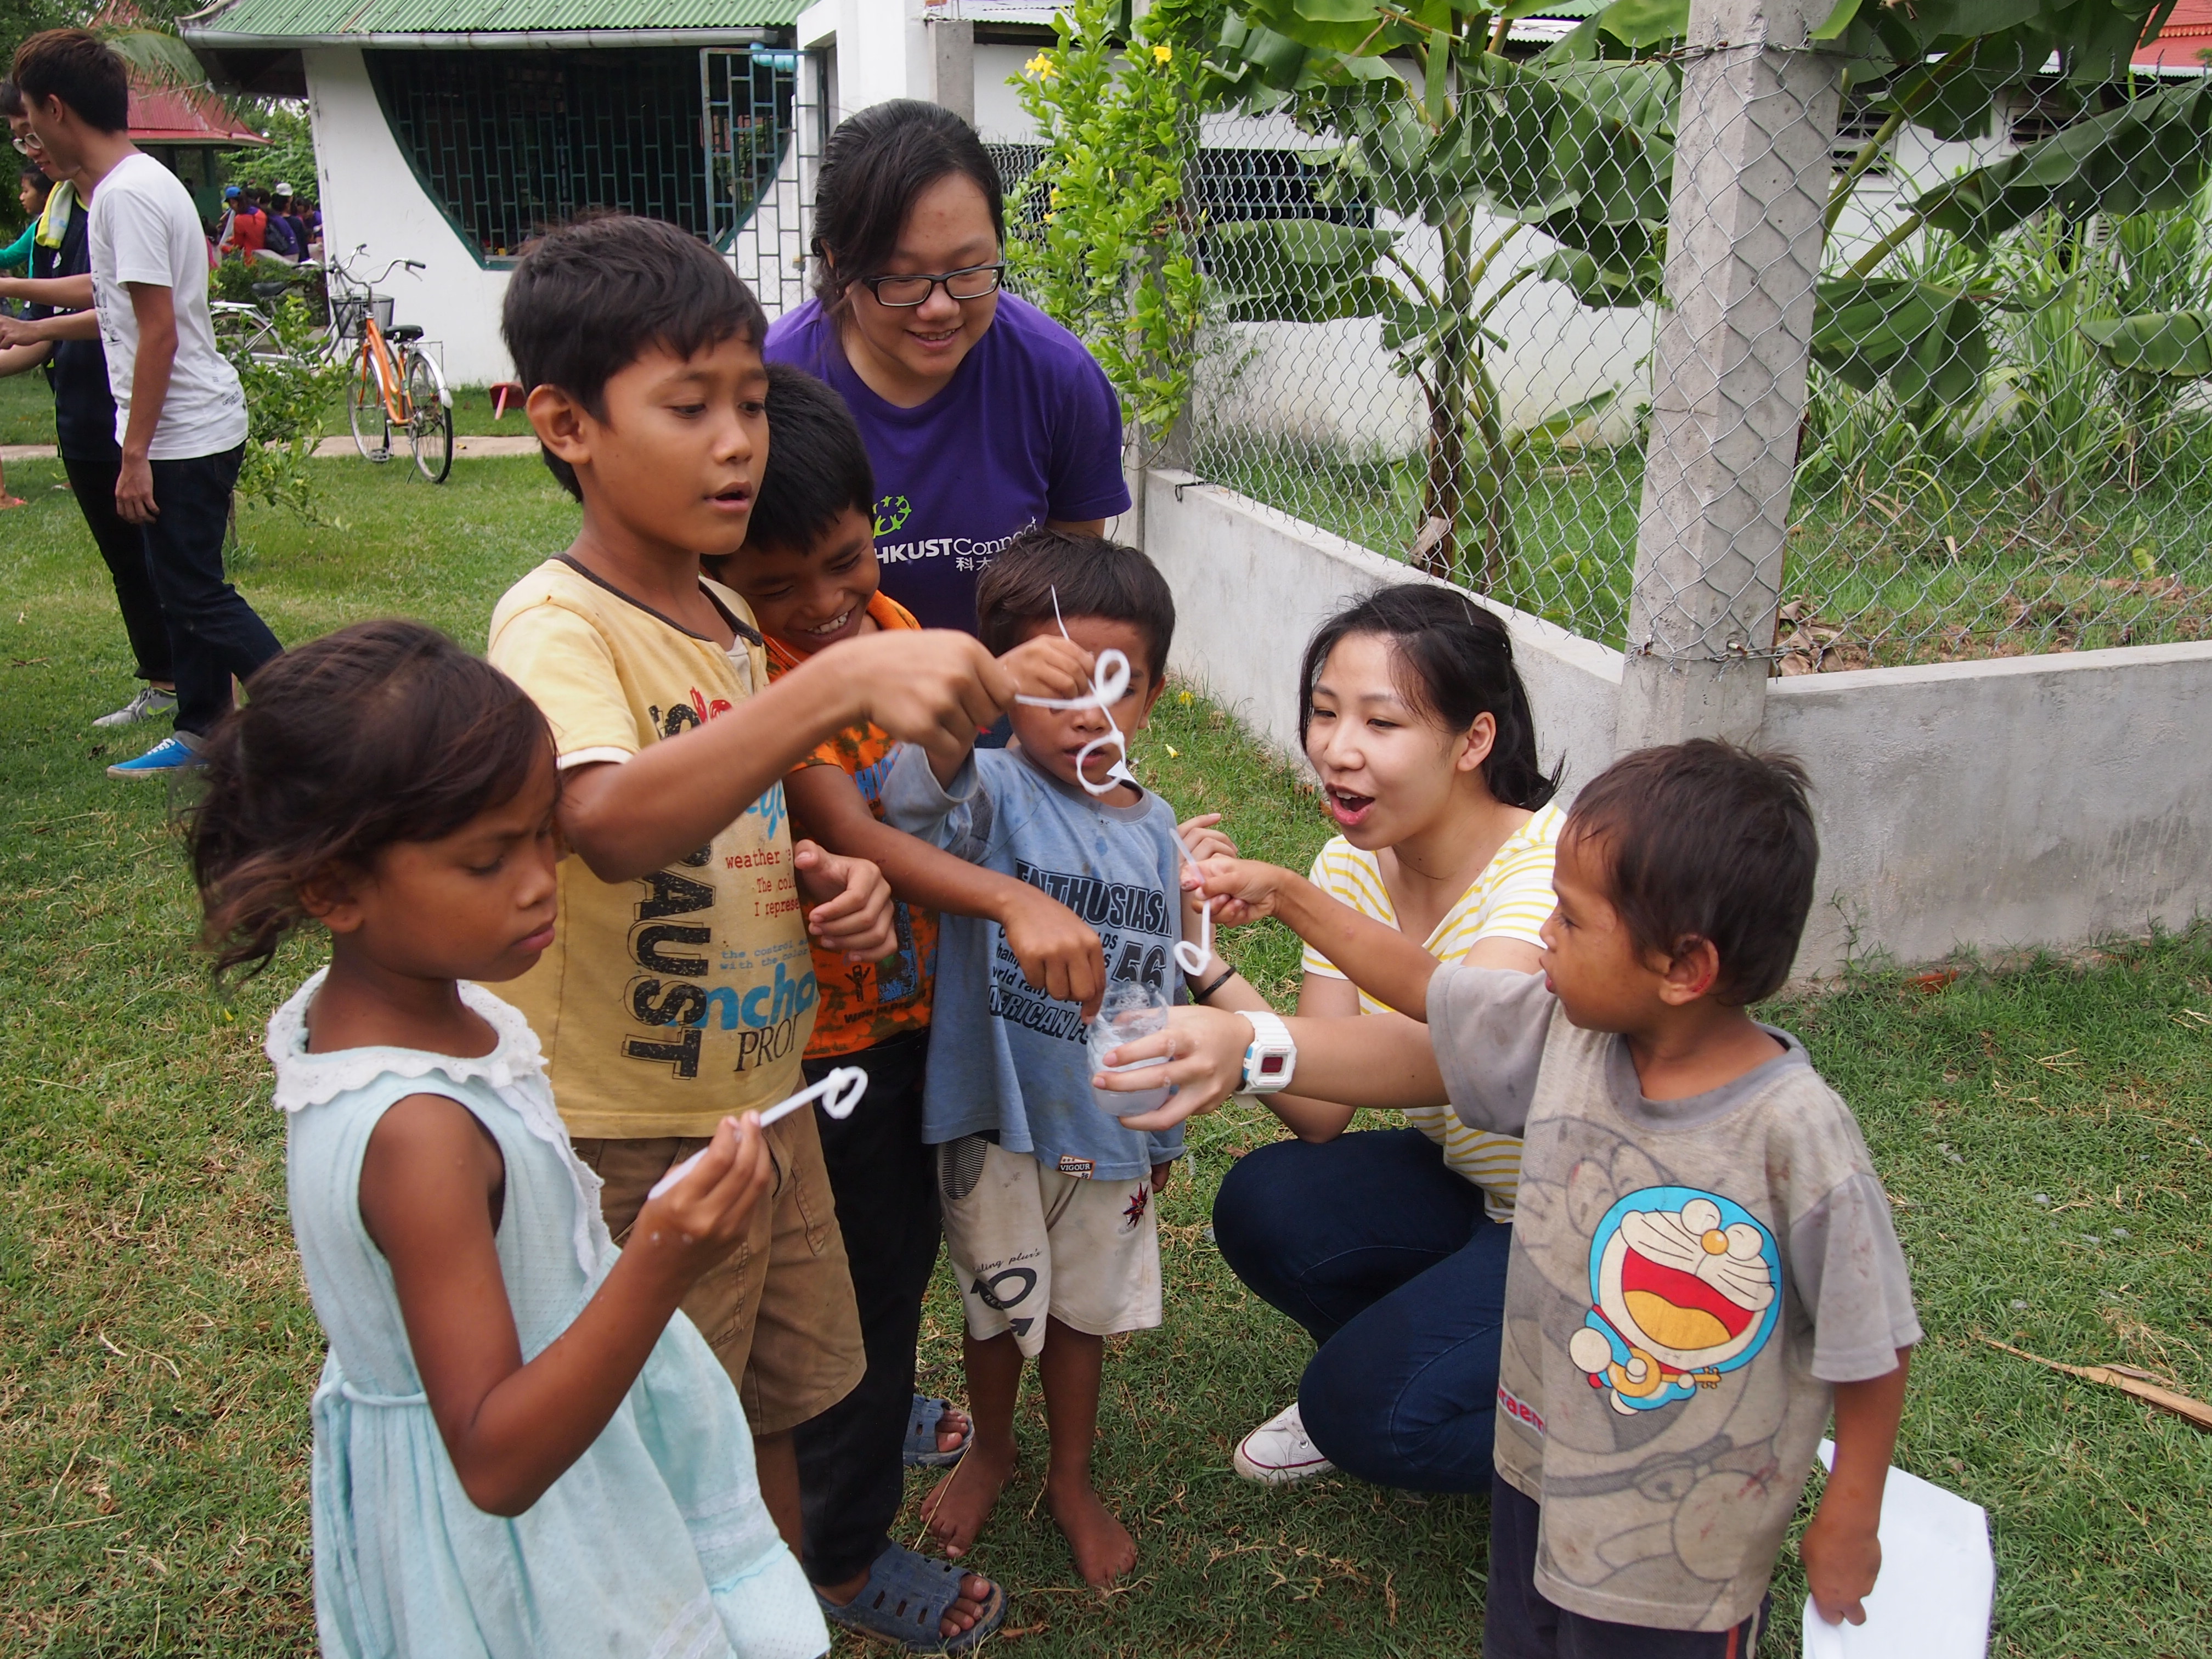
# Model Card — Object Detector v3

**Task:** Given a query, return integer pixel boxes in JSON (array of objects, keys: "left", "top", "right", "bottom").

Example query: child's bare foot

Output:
[
  {"left": 920, "top": 1433, "right": 1014, "bottom": 1559},
  {"left": 1046, "top": 1474, "right": 1136, "bottom": 1588}
]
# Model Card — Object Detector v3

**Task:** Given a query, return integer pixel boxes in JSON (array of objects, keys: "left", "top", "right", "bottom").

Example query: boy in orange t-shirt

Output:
[{"left": 714, "top": 364, "right": 1107, "bottom": 1650}]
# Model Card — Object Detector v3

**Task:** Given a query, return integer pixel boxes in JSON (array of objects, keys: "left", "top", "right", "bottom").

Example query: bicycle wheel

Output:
[
  {"left": 405, "top": 350, "right": 454, "bottom": 484},
  {"left": 347, "top": 352, "right": 390, "bottom": 461}
]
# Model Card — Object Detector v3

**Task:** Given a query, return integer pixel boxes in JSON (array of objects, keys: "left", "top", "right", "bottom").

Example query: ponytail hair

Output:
[{"left": 1298, "top": 584, "right": 1560, "bottom": 811}]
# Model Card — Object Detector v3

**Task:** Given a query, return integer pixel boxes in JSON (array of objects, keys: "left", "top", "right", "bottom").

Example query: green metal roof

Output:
[{"left": 182, "top": 0, "right": 799, "bottom": 44}]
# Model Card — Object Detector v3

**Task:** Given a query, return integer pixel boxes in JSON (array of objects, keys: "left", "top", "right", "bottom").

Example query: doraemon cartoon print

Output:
[{"left": 1565, "top": 1187, "right": 1780, "bottom": 1416}]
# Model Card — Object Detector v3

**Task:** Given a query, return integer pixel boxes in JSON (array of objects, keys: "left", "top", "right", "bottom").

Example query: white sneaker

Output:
[
  {"left": 1233, "top": 1401, "right": 1335, "bottom": 1485},
  {"left": 93, "top": 686, "right": 178, "bottom": 729}
]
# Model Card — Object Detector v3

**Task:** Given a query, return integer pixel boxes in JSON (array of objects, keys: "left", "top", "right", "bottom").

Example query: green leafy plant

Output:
[
  {"left": 1007, "top": 0, "right": 1211, "bottom": 452},
  {"left": 214, "top": 294, "right": 345, "bottom": 527},
  {"left": 218, "top": 105, "right": 318, "bottom": 199}
]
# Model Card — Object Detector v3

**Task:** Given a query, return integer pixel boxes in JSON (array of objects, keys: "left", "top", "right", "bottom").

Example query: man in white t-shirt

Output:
[{"left": 9, "top": 30, "right": 281, "bottom": 778}]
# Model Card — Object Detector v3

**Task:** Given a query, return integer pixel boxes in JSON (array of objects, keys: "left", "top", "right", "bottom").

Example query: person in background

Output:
[
  {"left": 8, "top": 31, "right": 281, "bottom": 775},
  {"left": 218, "top": 182, "right": 263, "bottom": 259},
  {"left": 0, "top": 154, "right": 53, "bottom": 508},
  {"left": 3, "top": 159, "right": 50, "bottom": 275},
  {"left": 765, "top": 101, "right": 1129, "bottom": 646},
  {"left": 0, "top": 79, "right": 177, "bottom": 724},
  {"left": 260, "top": 182, "right": 302, "bottom": 263}
]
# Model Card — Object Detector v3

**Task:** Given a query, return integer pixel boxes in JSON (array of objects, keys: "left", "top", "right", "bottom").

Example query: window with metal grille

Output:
[
  {"left": 365, "top": 47, "right": 792, "bottom": 266},
  {"left": 1831, "top": 95, "right": 1892, "bottom": 177}
]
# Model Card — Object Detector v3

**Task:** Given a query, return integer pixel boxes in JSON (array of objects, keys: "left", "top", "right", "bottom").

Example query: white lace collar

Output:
[
  {"left": 266, "top": 968, "right": 550, "bottom": 1114},
  {"left": 266, "top": 968, "right": 611, "bottom": 1276}
]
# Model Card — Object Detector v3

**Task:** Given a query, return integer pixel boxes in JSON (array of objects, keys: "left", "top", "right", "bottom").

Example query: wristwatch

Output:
[{"left": 1239, "top": 1010, "right": 1297, "bottom": 1094}]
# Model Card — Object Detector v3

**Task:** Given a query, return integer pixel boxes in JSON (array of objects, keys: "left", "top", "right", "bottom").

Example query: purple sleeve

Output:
[{"left": 1047, "top": 347, "right": 1131, "bottom": 523}]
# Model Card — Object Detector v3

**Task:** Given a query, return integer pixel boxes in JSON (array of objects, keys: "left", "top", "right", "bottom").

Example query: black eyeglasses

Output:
[{"left": 860, "top": 263, "right": 1006, "bottom": 308}]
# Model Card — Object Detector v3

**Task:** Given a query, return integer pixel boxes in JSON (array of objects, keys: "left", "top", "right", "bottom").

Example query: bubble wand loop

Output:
[
  {"left": 1011, "top": 589, "right": 1214, "bottom": 979},
  {"left": 646, "top": 1066, "right": 868, "bottom": 1199}
]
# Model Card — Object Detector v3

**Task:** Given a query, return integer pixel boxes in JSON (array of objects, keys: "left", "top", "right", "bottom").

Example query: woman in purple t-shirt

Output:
[{"left": 763, "top": 100, "right": 1130, "bottom": 639}]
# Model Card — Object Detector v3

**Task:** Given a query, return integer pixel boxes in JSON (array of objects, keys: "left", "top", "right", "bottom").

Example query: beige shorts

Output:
[
  {"left": 575, "top": 1107, "right": 864, "bottom": 1435},
  {"left": 936, "top": 1136, "right": 1161, "bottom": 1359}
]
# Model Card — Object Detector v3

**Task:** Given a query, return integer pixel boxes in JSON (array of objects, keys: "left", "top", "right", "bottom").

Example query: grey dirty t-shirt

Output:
[
  {"left": 883, "top": 742, "right": 1186, "bottom": 1181},
  {"left": 1427, "top": 964, "right": 1921, "bottom": 1632}
]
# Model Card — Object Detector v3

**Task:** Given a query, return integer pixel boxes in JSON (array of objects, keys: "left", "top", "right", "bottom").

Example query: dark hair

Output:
[
  {"left": 190, "top": 620, "right": 555, "bottom": 982},
  {"left": 742, "top": 362, "right": 876, "bottom": 556},
  {"left": 977, "top": 529, "right": 1175, "bottom": 681},
  {"left": 0, "top": 80, "right": 23, "bottom": 119},
  {"left": 501, "top": 214, "right": 769, "bottom": 500},
  {"left": 11, "top": 31, "right": 129, "bottom": 135},
  {"left": 810, "top": 99, "right": 1004, "bottom": 311},
  {"left": 20, "top": 162, "right": 50, "bottom": 198},
  {"left": 1565, "top": 740, "right": 1817, "bottom": 1006},
  {"left": 1299, "top": 584, "right": 1558, "bottom": 810}
]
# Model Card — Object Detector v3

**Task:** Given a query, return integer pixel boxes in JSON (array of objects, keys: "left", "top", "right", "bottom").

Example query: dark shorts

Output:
[{"left": 1484, "top": 1480, "right": 1771, "bottom": 1659}]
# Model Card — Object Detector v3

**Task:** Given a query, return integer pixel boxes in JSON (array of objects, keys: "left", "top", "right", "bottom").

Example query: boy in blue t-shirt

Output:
[{"left": 883, "top": 529, "right": 1217, "bottom": 1590}]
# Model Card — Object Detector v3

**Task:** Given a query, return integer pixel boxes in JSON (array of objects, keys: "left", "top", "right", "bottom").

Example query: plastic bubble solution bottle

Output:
[{"left": 1088, "top": 981, "right": 1171, "bottom": 1122}]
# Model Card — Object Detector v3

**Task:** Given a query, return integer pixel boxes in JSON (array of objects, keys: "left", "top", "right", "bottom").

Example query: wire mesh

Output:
[{"left": 1149, "top": 28, "right": 2212, "bottom": 668}]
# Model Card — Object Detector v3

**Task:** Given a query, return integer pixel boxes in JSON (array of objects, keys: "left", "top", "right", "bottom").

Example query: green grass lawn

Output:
[
  {"left": 2, "top": 453, "right": 2208, "bottom": 1656},
  {"left": 1196, "top": 428, "right": 2212, "bottom": 668}
]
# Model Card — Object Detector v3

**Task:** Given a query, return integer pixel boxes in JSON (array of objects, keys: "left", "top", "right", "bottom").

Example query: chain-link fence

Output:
[{"left": 1126, "top": 9, "right": 2212, "bottom": 671}]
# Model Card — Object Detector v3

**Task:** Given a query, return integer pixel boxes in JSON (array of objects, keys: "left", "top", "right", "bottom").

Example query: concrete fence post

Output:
[
  {"left": 1613, "top": 0, "right": 1841, "bottom": 753},
  {"left": 927, "top": 12, "right": 976, "bottom": 123}
]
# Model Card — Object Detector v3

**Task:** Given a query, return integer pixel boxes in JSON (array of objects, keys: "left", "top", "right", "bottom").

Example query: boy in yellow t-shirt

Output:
[
  {"left": 486, "top": 218, "right": 1077, "bottom": 1592},
  {"left": 712, "top": 365, "right": 1103, "bottom": 1646}
]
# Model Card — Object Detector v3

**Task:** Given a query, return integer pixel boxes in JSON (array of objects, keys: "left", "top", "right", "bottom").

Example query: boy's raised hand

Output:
[
  {"left": 997, "top": 633, "right": 1095, "bottom": 703},
  {"left": 793, "top": 840, "right": 898, "bottom": 962},
  {"left": 830, "top": 631, "right": 1019, "bottom": 769},
  {"left": 998, "top": 886, "right": 1107, "bottom": 1020}
]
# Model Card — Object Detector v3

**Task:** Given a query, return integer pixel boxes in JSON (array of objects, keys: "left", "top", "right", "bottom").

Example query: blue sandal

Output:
[
  {"left": 904, "top": 1394, "right": 971, "bottom": 1468},
  {"left": 816, "top": 1542, "right": 1006, "bottom": 1654}
]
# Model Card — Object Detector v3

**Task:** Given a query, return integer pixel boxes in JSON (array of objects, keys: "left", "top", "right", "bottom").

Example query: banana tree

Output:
[{"left": 1193, "top": 0, "right": 1674, "bottom": 588}]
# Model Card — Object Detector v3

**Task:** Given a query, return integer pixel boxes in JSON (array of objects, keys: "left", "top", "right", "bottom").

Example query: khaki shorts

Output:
[
  {"left": 576, "top": 1107, "right": 864, "bottom": 1435},
  {"left": 936, "top": 1136, "right": 1161, "bottom": 1359}
]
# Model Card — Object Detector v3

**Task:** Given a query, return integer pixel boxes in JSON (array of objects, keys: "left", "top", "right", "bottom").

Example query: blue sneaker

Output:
[{"left": 106, "top": 734, "right": 203, "bottom": 779}]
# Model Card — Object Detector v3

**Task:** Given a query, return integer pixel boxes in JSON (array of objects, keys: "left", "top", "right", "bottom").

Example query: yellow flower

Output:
[
  {"left": 1177, "top": 690, "right": 1193, "bottom": 706},
  {"left": 1025, "top": 52, "right": 1058, "bottom": 78},
  {"left": 1152, "top": 43, "right": 1172, "bottom": 63},
  {"left": 1165, "top": 744, "right": 1180, "bottom": 758}
]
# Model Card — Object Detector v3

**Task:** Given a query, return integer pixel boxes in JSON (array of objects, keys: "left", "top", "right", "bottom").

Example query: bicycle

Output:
[{"left": 326, "top": 250, "right": 454, "bottom": 484}]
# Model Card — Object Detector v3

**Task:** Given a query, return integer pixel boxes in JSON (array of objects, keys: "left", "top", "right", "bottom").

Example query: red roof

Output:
[
  {"left": 129, "top": 77, "right": 264, "bottom": 144},
  {"left": 2136, "top": 0, "right": 2212, "bottom": 69}
]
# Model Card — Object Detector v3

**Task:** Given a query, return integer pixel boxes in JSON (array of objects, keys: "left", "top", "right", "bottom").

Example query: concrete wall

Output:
[
  {"left": 305, "top": 46, "right": 516, "bottom": 387},
  {"left": 1142, "top": 470, "right": 2212, "bottom": 974}
]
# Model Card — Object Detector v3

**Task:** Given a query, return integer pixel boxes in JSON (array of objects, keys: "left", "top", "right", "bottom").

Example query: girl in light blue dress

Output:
[{"left": 192, "top": 619, "right": 830, "bottom": 1659}]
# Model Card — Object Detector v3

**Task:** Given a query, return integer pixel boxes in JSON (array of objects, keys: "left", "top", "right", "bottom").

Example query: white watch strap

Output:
[{"left": 1240, "top": 1009, "right": 1296, "bottom": 1094}]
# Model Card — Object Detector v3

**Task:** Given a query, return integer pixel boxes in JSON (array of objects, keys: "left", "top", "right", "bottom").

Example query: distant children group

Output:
[{"left": 182, "top": 128, "right": 1919, "bottom": 1659}]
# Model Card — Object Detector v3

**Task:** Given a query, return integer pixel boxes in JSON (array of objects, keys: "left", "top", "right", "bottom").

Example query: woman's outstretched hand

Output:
[
  {"left": 1182, "top": 855, "right": 1296, "bottom": 928},
  {"left": 1091, "top": 1004, "right": 1255, "bottom": 1132}
]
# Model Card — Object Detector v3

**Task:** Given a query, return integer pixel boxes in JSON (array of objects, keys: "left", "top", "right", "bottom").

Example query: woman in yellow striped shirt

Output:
[{"left": 1167, "top": 584, "right": 1561, "bottom": 1491}]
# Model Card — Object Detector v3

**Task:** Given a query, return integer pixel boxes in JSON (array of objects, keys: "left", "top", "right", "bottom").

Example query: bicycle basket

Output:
[{"left": 334, "top": 294, "right": 395, "bottom": 338}]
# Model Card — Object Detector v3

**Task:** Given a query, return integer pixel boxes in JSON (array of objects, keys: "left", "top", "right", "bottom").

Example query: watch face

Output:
[{"left": 1256, "top": 1052, "right": 1290, "bottom": 1080}]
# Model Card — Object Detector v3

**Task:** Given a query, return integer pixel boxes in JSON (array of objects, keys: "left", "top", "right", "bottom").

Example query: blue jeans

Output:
[
  {"left": 140, "top": 445, "right": 281, "bottom": 736},
  {"left": 1212, "top": 1127, "right": 1510, "bottom": 1493}
]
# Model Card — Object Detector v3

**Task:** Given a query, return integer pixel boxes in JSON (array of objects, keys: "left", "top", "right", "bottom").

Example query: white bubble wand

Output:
[
  {"left": 646, "top": 1065, "right": 868, "bottom": 1199},
  {"left": 1011, "top": 590, "right": 1214, "bottom": 979}
]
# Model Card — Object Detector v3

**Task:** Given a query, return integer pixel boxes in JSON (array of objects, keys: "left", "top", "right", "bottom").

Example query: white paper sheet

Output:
[{"left": 1801, "top": 1440, "right": 1993, "bottom": 1659}]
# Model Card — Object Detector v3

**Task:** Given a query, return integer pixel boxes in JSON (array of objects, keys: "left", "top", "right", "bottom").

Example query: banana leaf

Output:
[
  {"left": 1915, "top": 78, "right": 2212, "bottom": 247},
  {"left": 1206, "top": 218, "right": 1402, "bottom": 321},
  {"left": 2081, "top": 309, "right": 2212, "bottom": 379},
  {"left": 1813, "top": 277, "right": 1991, "bottom": 418}
]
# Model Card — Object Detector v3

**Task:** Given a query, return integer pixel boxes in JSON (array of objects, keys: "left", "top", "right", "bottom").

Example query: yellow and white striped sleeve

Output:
[{"left": 1299, "top": 839, "right": 1390, "bottom": 980}]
